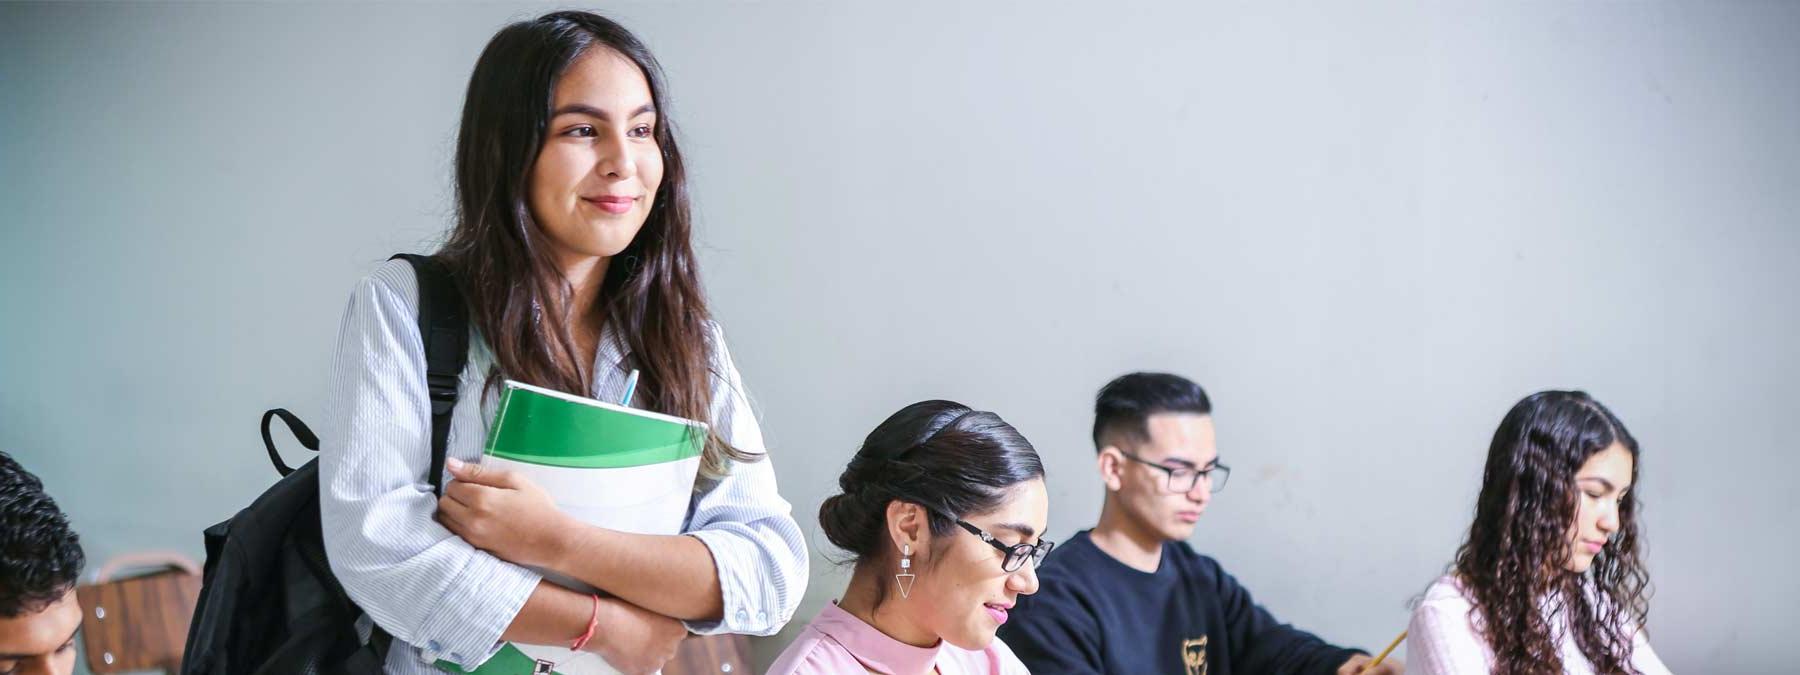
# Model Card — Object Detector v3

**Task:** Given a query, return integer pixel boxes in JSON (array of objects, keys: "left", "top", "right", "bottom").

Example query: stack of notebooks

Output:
[{"left": 441, "top": 380, "right": 705, "bottom": 675}]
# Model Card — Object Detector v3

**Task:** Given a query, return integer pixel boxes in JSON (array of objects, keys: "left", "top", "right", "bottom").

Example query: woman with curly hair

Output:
[{"left": 1409, "top": 391, "right": 1671, "bottom": 674}]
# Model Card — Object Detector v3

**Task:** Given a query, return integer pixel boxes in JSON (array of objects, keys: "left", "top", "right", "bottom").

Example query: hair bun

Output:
[{"left": 818, "top": 492, "right": 880, "bottom": 556}]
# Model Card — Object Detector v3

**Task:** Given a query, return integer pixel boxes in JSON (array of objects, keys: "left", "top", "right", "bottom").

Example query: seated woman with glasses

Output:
[
  {"left": 1408, "top": 391, "right": 1672, "bottom": 675},
  {"left": 768, "top": 400, "right": 1052, "bottom": 675}
]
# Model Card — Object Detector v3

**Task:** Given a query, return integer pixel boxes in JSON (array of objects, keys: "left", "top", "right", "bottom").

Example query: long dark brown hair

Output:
[
  {"left": 1452, "top": 390, "right": 1649, "bottom": 675},
  {"left": 436, "top": 11, "right": 754, "bottom": 477}
]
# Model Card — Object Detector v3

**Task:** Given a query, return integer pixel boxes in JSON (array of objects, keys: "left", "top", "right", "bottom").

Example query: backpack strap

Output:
[
  {"left": 259, "top": 408, "right": 318, "bottom": 477},
  {"left": 390, "top": 254, "right": 469, "bottom": 498}
]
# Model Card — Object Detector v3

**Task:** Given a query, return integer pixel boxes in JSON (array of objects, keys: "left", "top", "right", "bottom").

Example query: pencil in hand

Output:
[{"left": 1359, "top": 630, "right": 1407, "bottom": 673}]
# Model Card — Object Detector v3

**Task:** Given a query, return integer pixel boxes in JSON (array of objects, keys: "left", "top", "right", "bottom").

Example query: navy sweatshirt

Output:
[{"left": 997, "top": 530, "right": 1361, "bottom": 675}]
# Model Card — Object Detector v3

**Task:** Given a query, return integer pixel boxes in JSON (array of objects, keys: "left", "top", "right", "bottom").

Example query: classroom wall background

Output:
[{"left": 4, "top": 2, "right": 1796, "bottom": 672}]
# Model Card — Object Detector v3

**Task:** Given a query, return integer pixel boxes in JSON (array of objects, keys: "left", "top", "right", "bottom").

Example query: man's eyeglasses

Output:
[
  {"left": 1117, "top": 450, "right": 1231, "bottom": 494},
  {"left": 953, "top": 519, "right": 1055, "bottom": 572}
]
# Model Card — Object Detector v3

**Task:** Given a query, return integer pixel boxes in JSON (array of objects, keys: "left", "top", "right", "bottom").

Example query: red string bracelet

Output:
[{"left": 570, "top": 594, "right": 601, "bottom": 652}]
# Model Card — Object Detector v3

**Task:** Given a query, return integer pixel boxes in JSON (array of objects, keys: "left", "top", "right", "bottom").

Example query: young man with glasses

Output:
[{"left": 998, "top": 373, "right": 1401, "bottom": 675}]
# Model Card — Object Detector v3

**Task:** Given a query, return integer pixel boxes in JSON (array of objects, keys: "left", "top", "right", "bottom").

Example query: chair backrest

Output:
[
  {"left": 664, "top": 633, "right": 753, "bottom": 675},
  {"left": 75, "top": 552, "right": 202, "bottom": 674}
]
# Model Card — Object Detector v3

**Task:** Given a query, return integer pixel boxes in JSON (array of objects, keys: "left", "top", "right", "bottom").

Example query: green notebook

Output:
[{"left": 438, "top": 380, "right": 706, "bottom": 675}]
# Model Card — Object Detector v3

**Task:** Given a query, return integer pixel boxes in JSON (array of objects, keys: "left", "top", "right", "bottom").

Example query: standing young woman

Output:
[
  {"left": 318, "top": 12, "right": 805, "bottom": 674},
  {"left": 1409, "top": 391, "right": 1671, "bottom": 674}
]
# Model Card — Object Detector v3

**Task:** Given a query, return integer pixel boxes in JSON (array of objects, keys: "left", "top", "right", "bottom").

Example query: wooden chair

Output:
[
  {"left": 73, "top": 552, "right": 202, "bottom": 674},
  {"left": 664, "top": 633, "right": 753, "bottom": 674}
]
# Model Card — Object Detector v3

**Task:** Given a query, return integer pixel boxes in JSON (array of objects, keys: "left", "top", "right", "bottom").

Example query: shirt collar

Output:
[{"left": 812, "top": 601, "right": 944, "bottom": 675}]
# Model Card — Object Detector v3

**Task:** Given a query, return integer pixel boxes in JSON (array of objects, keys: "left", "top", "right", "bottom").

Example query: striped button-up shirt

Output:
[{"left": 319, "top": 259, "right": 808, "bottom": 673}]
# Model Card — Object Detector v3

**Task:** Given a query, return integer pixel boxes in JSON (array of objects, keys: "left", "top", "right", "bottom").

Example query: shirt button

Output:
[
  {"left": 418, "top": 640, "right": 443, "bottom": 664},
  {"left": 756, "top": 610, "right": 767, "bottom": 624},
  {"left": 734, "top": 608, "right": 748, "bottom": 626}
]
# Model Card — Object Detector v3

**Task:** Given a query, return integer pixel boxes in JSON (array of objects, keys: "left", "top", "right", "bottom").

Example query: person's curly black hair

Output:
[
  {"left": 0, "top": 451, "right": 86, "bottom": 617},
  {"left": 1452, "top": 391, "right": 1650, "bottom": 675}
]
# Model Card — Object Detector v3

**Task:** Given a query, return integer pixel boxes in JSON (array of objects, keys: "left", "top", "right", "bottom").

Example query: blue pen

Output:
[{"left": 620, "top": 369, "right": 640, "bottom": 407}]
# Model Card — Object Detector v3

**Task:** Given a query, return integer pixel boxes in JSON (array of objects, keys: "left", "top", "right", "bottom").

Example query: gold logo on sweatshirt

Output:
[{"left": 1181, "top": 636, "right": 1208, "bottom": 675}]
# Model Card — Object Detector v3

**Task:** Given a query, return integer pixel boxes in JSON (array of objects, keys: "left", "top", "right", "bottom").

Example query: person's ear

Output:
[
  {"left": 1098, "top": 446, "right": 1125, "bottom": 492},
  {"left": 885, "top": 499, "right": 926, "bottom": 560}
]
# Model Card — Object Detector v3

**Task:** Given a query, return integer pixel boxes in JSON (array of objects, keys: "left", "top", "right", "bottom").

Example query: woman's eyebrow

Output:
[
  {"left": 550, "top": 102, "right": 657, "bottom": 120},
  {"left": 1577, "top": 476, "right": 1617, "bottom": 491},
  {"left": 993, "top": 522, "right": 1038, "bottom": 539}
]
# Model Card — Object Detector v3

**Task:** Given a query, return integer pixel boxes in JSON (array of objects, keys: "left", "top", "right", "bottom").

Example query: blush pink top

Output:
[{"left": 767, "top": 601, "right": 1032, "bottom": 675}]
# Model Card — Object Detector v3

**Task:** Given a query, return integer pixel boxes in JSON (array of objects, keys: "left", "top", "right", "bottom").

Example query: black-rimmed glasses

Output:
[
  {"left": 1117, "top": 451, "right": 1231, "bottom": 493},
  {"left": 954, "top": 520, "right": 1055, "bottom": 572}
]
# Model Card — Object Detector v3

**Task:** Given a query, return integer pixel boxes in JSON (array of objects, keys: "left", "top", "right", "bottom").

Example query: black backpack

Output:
[{"left": 182, "top": 254, "right": 470, "bottom": 675}]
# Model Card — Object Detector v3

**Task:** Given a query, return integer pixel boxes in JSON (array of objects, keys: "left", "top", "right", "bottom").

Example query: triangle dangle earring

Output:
[{"left": 895, "top": 543, "right": 916, "bottom": 599}]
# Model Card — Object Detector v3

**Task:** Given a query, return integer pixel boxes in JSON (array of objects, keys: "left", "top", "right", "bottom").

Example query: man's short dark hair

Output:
[
  {"left": 1092, "top": 372, "right": 1212, "bottom": 451},
  {"left": 0, "top": 451, "right": 85, "bottom": 617}
]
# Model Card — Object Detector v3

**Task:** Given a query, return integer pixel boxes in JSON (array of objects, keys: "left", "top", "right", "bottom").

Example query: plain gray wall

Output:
[{"left": 4, "top": 1, "right": 1796, "bottom": 672}]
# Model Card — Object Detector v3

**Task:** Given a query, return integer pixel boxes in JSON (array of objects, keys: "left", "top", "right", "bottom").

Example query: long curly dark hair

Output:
[
  {"left": 437, "top": 11, "right": 755, "bottom": 477},
  {"left": 1452, "top": 390, "right": 1650, "bottom": 675}
]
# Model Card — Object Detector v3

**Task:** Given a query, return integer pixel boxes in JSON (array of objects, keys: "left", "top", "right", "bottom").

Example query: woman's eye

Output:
[
  {"left": 566, "top": 126, "right": 596, "bottom": 138},
  {"left": 629, "top": 124, "right": 654, "bottom": 138}
]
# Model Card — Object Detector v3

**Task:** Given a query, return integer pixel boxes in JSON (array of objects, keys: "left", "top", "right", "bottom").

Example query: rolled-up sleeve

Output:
[
  {"left": 317, "top": 263, "right": 541, "bottom": 671},
  {"left": 680, "top": 328, "right": 809, "bottom": 636}
]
